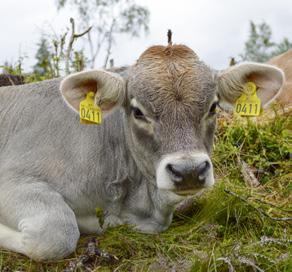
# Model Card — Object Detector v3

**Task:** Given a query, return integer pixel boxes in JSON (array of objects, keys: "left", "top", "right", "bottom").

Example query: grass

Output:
[{"left": 0, "top": 109, "right": 291, "bottom": 272}]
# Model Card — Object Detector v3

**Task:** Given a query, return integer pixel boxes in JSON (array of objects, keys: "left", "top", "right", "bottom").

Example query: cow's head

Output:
[{"left": 60, "top": 44, "right": 284, "bottom": 196}]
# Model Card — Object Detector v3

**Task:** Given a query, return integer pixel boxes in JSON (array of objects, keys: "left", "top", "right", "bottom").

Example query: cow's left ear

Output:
[
  {"left": 217, "top": 62, "right": 284, "bottom": 109},
  {"left": 60, "top": 69, "right": 126, "bottom": 117}
]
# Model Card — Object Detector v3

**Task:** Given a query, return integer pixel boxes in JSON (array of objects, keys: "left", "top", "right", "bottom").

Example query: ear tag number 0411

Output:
[
  {"left": 79, "top": 92, "right": 102, "bottom": 124},
  {"left": 234, "top": 82, "right": 261, "bottom": 116}
]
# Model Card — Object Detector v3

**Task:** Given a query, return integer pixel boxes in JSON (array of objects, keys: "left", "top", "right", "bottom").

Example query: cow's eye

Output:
[
  {"left": 131, "top": 106, "right": 146, "bottom": 120},
  {"left": 209, "top": 102, "right": 218, "bottom": 116}
]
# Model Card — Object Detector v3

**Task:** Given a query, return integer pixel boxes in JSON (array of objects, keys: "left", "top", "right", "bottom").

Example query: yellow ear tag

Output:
[
  {"left": 234, "top": 82, "right": 261, "bottom": 116},
  {"left": 79, "top": 92, "right": 102, "bottom": 124}
]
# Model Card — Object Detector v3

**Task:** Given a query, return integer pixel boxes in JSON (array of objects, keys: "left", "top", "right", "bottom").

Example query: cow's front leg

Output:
[
  {"left": 132, "top": 218, "right": 172, "bottom": 234},
  {"left": 0, "top": 179, "right": 80, "bottom": 261},
  {"left": 122, "top": 211, "right": 173, "bottom": 234},
  {"left": 103, "top": 213, "right": 124, "bottom": 229},
  {"left": 76, "top": 215, "right": 103, "bottom": 234}
]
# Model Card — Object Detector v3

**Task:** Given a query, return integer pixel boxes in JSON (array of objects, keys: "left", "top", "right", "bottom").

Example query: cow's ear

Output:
[
  {"left": 60, "top": 70, "right": 126, "bottom": 117},
  {"left": 217, "top": 62, "right": 284, "bottom": 110}
]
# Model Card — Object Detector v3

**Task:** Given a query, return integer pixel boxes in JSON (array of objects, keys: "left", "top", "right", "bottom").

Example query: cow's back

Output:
[
  {"left": 0, "top": 78, "right": 127, "bottom": 213},
  {"left": 267, "top": 50, "right": 292, "bottom": 105},
  {"left": 0, "top": 79, "right": 65, "bottom": 152}
]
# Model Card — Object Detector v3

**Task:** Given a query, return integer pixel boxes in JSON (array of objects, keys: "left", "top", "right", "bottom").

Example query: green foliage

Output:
[
  {"left": 1, "top": 0, "right": 150, "bottom": 79},
  {"left": 273, "top": 37, "right": 292, "bottom": 57},
  {"left": 240, "top": 21, "right": 275, "bottom": 62},
  {"left": 1, "top": 56, "right": 25, "bottom": 76},
  {"left": 1, "top": 34, "right": 88, "bottom": 83},
  {"left": 240, "top": 21, "right": 292, "bottom": 62},
  {"left": 215, "top": 113, "right": 291, "bottom": 183},
  {"left": 119, "top": 4, "right": 150, "bottom": 37},
  {"left": 26, "top": 36, "right": 61, "bottom": 81},
  {"left": 71, "top": 50, "right": 87, "bottom": 72},
  {"left": 27, "top": 32, "right": 88, "bottom": 82},
  {"left": 0, "top": 111, "right": 291, "bottom": 271},
  {"left": 33, "top": 37, "right": 52, "bottom": 77},
  {"left": 50, "top": 32, "right": 69, "bottom": 77}
]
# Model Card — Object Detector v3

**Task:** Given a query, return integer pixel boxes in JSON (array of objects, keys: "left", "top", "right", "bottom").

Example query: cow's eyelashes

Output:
[
  {"left": 209, "top": 101, "right": 218, "bottom": 116},
  {"left": 131, "top": 106, "right": 146, "bottom": 121}
]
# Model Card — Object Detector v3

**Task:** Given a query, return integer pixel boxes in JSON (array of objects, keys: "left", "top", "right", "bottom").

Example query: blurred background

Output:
[{"left": 0, "top": 0, "right": 291, "bottom": 80}]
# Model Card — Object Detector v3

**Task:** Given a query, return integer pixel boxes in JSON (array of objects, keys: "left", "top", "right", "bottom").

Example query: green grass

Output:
[{"left": 1, "top": 111, "right": 291, "bottom": 272}]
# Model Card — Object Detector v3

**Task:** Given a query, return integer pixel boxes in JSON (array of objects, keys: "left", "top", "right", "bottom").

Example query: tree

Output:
[
  {"left": 273, "top": 37, "right": 292, "bottom": 57},
  {"left": 33, "top": 37, "right": 53, "bottom": 77},
  {"left": 240, "top": 21, "right": 292, "bottom": 62},
  {"left": 63, "top": 17, "right": 92, "bottom": 74},
  {"left": 240, "top": 21, "right": 275, "bottom": 62},
  {"left": 56, "top": 0, "right": 150, "bottom": 68},
  {"left": 71, "top": 50, "right": 87, "bottom": 72},
  {"left": 32, "top": 18, "right": 91, "bottom": 79}
]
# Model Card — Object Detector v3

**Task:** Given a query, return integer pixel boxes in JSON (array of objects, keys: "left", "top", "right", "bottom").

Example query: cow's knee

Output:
[{"left": 19, "top": 215, "right": 80, "bottom": 261}]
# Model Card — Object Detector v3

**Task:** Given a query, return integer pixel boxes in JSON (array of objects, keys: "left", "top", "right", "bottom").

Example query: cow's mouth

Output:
[
  {"left": 172, "top": 187, "right": 203, "bottom": 196},
  {"left": 174, "top": 190, "right": 199, "bottom": 196}
]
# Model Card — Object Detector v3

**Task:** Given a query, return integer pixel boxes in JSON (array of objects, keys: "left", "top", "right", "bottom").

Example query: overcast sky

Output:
[{"left": 0, "top": 0, "right": 291, "bottom": 71}]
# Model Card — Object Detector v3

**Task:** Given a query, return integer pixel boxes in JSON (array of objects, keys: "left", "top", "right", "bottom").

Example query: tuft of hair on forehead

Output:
[
  {"left": 130, "top": 43, "right": 214, "bottom": 120},
  {"left": 137, "top": 44, "right": 198, "bottom": 63}
]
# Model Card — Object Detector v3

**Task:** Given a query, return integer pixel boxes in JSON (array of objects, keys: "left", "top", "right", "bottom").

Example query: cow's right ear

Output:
[
  {"left": 60, "top": 70, "right": 126, "bottom": 117},
  {"left": 217, "top": 62, "right": 284, "bottom": 110}
]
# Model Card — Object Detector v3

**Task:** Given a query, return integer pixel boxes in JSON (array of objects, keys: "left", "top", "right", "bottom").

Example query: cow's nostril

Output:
[
  {"left": 166, "top": 159, "right": 211, "bottom": 186},
  {"left": 196, "top": 160, "right": 210, "bottom": 180},
  {"left": 166, "top": 163, "right": 183, "bottom": 182}
]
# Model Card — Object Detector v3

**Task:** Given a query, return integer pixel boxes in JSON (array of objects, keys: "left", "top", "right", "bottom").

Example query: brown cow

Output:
[{"left": 267, "top": 50, "right": 292, "bottom": 106}]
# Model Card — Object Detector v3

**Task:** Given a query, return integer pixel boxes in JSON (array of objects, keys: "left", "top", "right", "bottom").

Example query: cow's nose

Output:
[
  {"left": 166, "top": 160, "right": 211, "bottom": 186},
  {"left": 196, "top": 161, "right": 211, "bottom": 180}
]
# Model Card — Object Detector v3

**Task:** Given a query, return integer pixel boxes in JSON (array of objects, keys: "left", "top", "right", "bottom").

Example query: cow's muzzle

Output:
[{"left": 156, "top": 152, "right": 214, "bottom": 195}]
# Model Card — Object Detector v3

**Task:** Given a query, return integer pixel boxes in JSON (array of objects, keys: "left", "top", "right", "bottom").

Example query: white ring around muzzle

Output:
[{"left": 155, "top": 152, "right": 215, "bottom": 191}]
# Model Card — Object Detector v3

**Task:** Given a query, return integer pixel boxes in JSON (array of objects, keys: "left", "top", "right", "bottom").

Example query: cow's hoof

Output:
[
  {"left": 133, "top": 223, "right": 167, "bottom": 234},
  {"left": 103, "top": 215, "right": 123, "bottom": 229}
]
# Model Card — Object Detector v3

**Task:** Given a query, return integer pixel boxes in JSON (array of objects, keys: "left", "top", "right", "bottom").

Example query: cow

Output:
[
  {"left": 0, "top": 43, "right": 284, "bottom": 261},
  {"left": 267, "top": 50, "right": 292, "bottom": 106}
]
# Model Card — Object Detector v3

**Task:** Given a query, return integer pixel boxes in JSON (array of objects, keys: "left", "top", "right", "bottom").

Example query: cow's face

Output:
[
  {"left": 60, "top": 44, "right": 284, "bottom": 196},
  {"left": 125, "top": 45, "right": 217, "bottom": 194}
]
